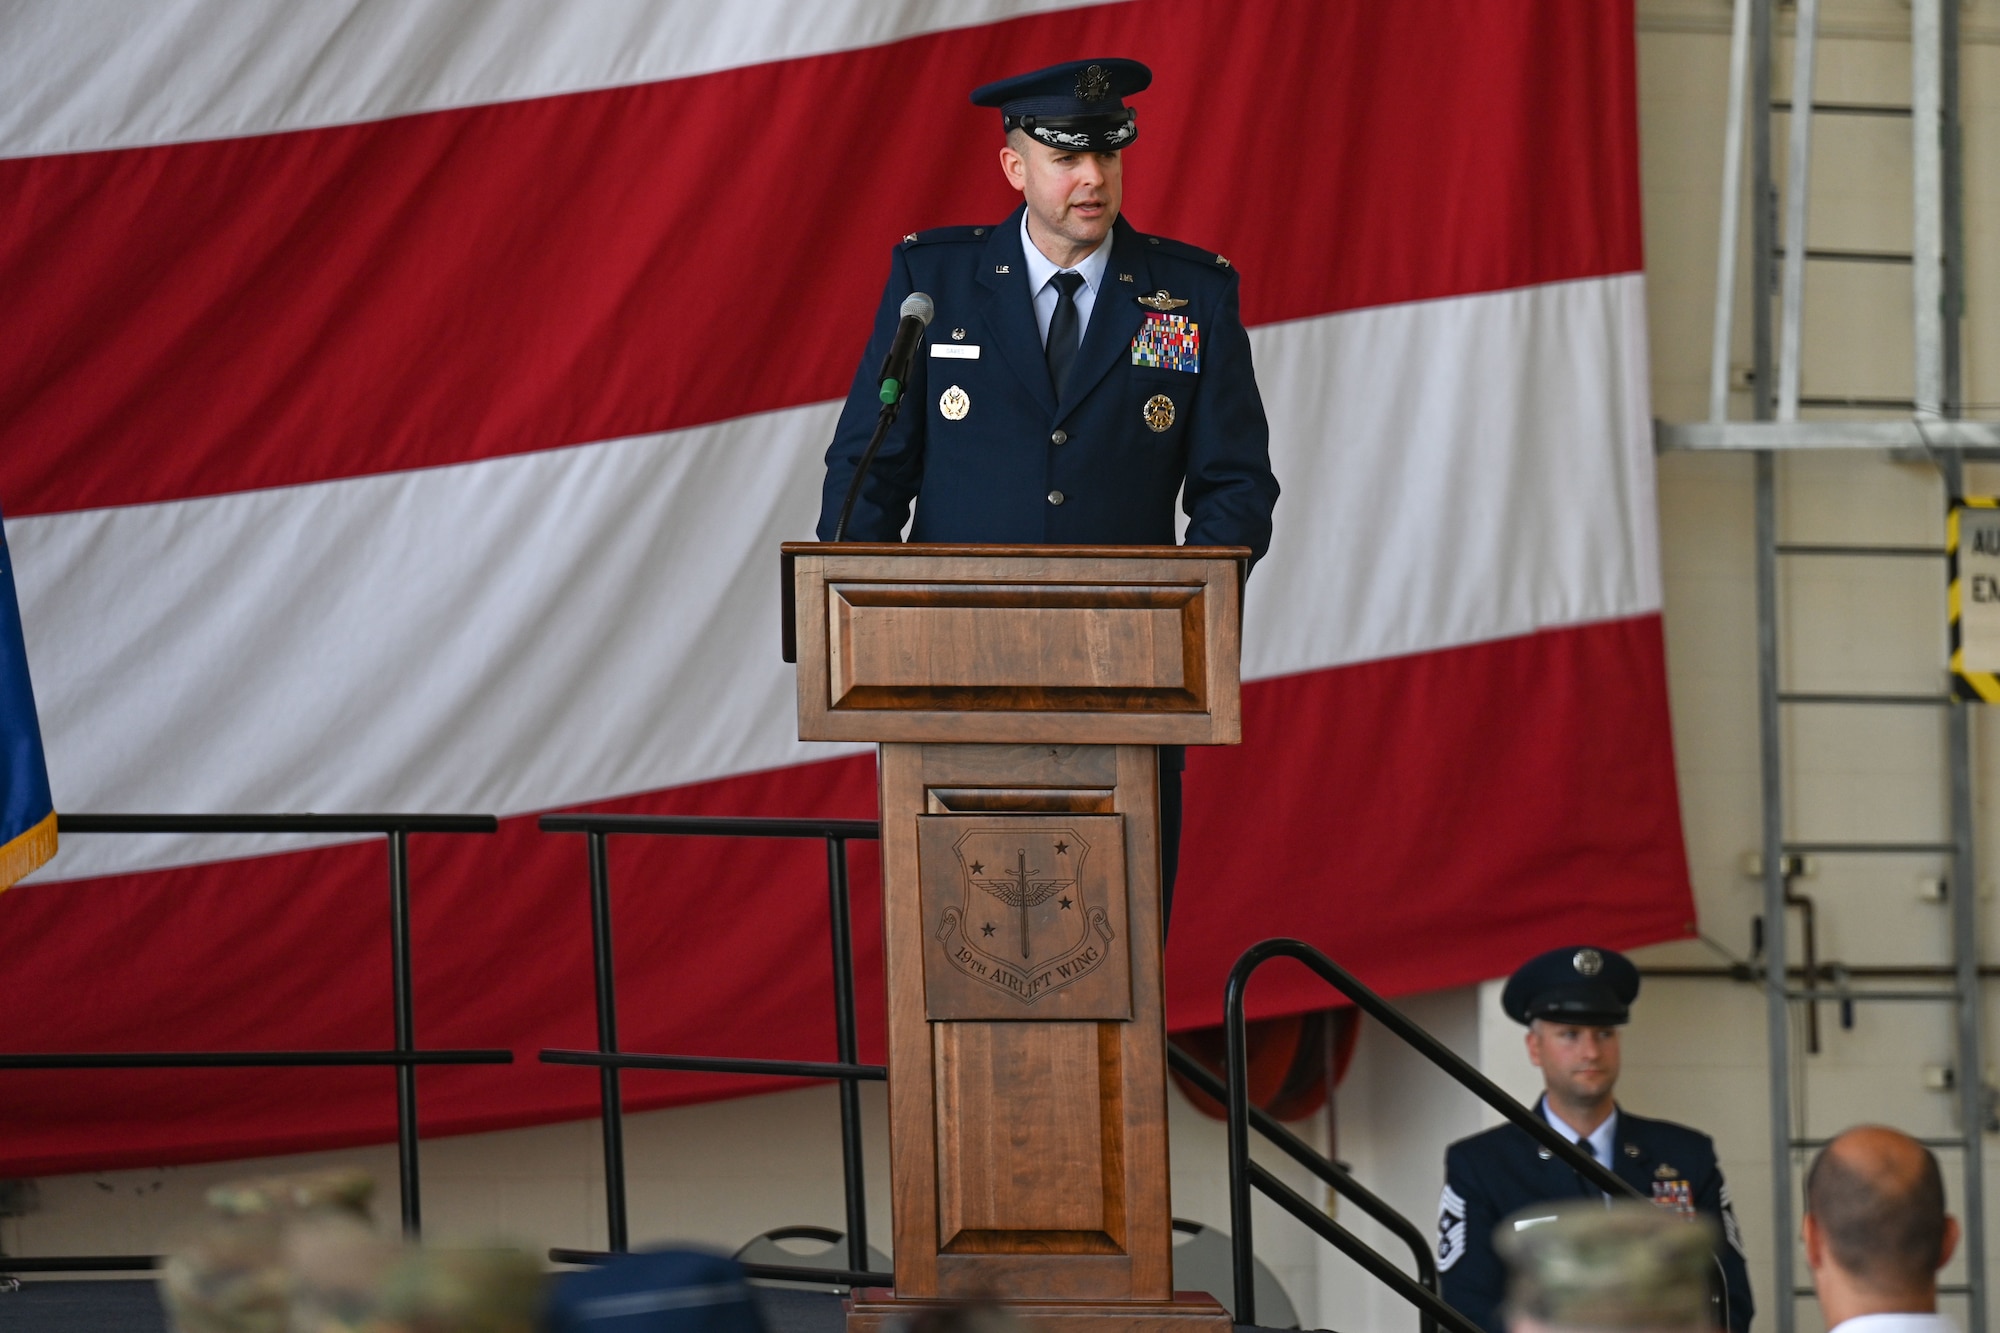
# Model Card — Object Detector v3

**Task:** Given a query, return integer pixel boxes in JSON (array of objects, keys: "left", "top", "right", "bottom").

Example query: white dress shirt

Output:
[
  {"left": 1020, "top": 210, "right": 1111, "bottom": 346},
  {"left": 1830, "top": 1314, "right": 1957, "bottom": 1333},
  {"left": 1542, "top": 1100, "right": 1619, "bottom": 1186}
]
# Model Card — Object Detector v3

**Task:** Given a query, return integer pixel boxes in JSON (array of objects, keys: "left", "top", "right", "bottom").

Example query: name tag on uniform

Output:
[{"left": 931, "top": 344, "right": 980, "bottom": 359}]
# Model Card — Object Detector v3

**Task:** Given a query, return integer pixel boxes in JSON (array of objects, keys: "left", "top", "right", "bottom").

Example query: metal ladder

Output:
[{"left": 1658, "top": 2, "right": 1995, "bottom": 1330}]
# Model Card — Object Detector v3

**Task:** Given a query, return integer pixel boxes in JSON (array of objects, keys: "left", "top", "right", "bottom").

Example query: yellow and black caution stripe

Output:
[{"left": 1948, "top": 496, "right": 2000, "bottom": 702}]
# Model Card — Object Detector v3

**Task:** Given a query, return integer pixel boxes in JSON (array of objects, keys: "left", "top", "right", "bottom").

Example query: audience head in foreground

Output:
[
  {"left": 1498, "top": 1202, "right": 1718, "bottom": 1333},
  {"left": 1805, "top": 1126, "right": 1960, "bottom": 1331}
]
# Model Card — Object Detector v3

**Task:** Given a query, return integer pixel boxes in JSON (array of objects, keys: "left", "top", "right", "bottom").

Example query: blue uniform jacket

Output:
[
  {"left": 816, "top": 206, "right": 1278, "bottom": 557},
  {"left": 1439, "top": 1101, "right": 1754, "bottom": 1333}
]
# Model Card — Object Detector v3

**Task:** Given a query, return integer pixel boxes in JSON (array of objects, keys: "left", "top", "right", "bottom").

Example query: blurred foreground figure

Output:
[
  {"left": 161, "top": 1167, "right": 541, "bottom": 1333},
  {"left": 1804, "top": 1127, "right": 1961, "bottom": 1333},
  {"left": 1499, "top": 1202, "right": 1718, "bottom": 1333}
]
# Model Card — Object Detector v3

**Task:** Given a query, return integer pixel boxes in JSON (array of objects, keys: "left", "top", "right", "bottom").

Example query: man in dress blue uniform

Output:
[
  {"left": 817, "top": 58, "right": 1279, "bottom": 925},
  {"left": 1439, "top": 947, "right": 1755, "bottom": 1333}
]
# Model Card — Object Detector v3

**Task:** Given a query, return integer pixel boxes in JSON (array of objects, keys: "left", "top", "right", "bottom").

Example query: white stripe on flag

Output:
[
  {"left": 13, "top": 275, "right": 1653, "bottom": 883},
  {"left": 0, "top": 0, "right": 1106, "bottom": 159}
]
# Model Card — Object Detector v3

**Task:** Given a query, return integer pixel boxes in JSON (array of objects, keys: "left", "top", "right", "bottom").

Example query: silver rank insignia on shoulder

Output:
[
  {"left": 903, "top": 233, "right": 917, "bottom": 243},
  {"left": 939, "top": 385, "right": 970, "bottom": 421},
  {"left": 1215, "top": 254, "right": 1231, "bottom": 268},
  {"left": 1137, "top": 290, "right": 1188, "bottom": 311}
]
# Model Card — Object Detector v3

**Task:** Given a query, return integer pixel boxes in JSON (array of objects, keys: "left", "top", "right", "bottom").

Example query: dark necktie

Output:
[
  {"left": 1576, "top": 1137, "right": 1604, "bottom": 1198},
  {"left": 1045, "top": 270, "right": 1086, "bottom": 396}
]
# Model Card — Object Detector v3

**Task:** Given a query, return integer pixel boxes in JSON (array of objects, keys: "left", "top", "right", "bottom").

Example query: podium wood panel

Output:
[
  {"left": 784, "top": 545, "right": 1242, "bottom": 745},
  {"left": 877, "top": 743, "right": 1173, "bottom": 1305}
]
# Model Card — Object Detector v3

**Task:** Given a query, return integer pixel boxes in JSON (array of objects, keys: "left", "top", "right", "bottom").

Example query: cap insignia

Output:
[
  {"left": 1138, "top": 290, "right": 1189, "bottom": 311},
  {"left": 1573, "top": 948, "right": 1603, "bottom": 977},
  {"left": 1075, "top": 63, "right": 1112, "bottom": 102}
]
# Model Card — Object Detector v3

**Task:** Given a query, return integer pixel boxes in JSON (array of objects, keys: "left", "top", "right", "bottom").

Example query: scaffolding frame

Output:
[{"left": 1657, "top": 3, "right": 1989, "bottom": 1330}]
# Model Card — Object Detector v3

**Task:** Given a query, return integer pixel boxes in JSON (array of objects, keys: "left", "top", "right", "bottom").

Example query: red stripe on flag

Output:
[
  {"left": 1169, "top": 614, "right": 1694, "bottom": 1026},
  {"left": 0, "top": 0, "right": 1640, "bottom": 517},
  {"left": 0, "top": 618, "right": 1686, "bottom": 1175}
]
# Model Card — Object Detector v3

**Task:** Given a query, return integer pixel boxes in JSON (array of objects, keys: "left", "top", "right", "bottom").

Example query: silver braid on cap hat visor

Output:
[{"left": 1006, "top": 109, "right": 1137, "bottom": 150}]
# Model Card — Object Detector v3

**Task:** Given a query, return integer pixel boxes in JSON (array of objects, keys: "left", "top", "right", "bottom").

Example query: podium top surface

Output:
[
  {"left": 780, "top": 543, "right": 1250, "bottom": 663},
  {"left": 783, "top": 543, "right": 1247, "bottom": 746}
]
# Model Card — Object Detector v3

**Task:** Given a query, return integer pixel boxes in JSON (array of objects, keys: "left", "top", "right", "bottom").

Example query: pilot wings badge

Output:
[
  {"left": 934, "top": 827, "right": 1116, "bottom": 1006},
  {"left": 1137, "top": 290, "right": 1189, "bottom": 311}
]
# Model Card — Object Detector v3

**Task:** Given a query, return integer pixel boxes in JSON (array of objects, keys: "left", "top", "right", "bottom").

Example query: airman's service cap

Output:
[
  {"left": 1499, "top": 1202, "right": 1718, "bottom": 1331},
  {"left": 1502, "top": 946, "right": 1641, "bottom": 1027},
  {"left": 971, "top": 58, "right": 1152, "bottom": 152}
]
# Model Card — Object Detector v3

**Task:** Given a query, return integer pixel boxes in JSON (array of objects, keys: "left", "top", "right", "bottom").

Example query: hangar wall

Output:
[{"left": 7, "top": 5, "right": 2000, "bottom": 1333}]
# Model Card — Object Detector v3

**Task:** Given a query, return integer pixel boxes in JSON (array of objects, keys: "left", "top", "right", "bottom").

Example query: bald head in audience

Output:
[{"left": 1804, "top": 1127, "right": 1959, "bottom": 1331}]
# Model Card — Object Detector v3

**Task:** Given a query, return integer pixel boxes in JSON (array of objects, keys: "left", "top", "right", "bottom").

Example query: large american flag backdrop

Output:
[{"left": 0, "top": 0, "right": 1692, "bottom": 1175}]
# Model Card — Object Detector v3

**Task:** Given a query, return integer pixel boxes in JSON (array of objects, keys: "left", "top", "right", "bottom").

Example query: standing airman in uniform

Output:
[
  {"left": 817, "top": 58, "right": 1280, "bottom": 924},
  {"left": 1439, "top": 947, "right": 1754, "bottom": 1333}
]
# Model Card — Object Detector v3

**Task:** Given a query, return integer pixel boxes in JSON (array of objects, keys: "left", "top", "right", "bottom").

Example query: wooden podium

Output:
[{"left": 782, "top": 543, "right": 1247, "bottom": 1333}]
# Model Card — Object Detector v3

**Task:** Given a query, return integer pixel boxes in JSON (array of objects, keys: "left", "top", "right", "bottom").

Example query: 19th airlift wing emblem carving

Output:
[{"left": 917, "top": 817, "right": 1132, "bottom": 1020}]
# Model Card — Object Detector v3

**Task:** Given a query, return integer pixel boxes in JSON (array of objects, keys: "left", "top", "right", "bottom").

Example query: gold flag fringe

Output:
[{"left": 0, "top": 810, "right": 56, "bottom": 891}]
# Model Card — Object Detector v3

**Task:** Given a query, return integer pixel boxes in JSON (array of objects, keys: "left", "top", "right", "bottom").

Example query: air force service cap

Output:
[
  {"left": 971, "top": 58, "right": 1152, "bottom": 152},
  {"left": 1502, "top": 946, "right": 1641, "bottom": 1027}
]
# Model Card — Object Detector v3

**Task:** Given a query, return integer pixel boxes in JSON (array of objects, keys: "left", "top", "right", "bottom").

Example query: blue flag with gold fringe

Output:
[{"left": 0, "top": 506, "right": 54, "bottom": 890}]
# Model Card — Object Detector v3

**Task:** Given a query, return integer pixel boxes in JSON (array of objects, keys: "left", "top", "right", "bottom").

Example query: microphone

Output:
[
  {"left": 834, "top": 290, "right": 934, "bottom": 542},
  {"left": 877, "top": 291, "right": 934, "bottom": 405}
]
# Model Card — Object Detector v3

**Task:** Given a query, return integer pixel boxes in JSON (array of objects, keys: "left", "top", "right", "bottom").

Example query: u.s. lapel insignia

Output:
[
  {"left": 1142, "top": 394, "right": 1175, "bottom": 433},
  {"left": 939, "top": 385, "right": 970, "bottom": 421},
  {"left": 1624, "top": 1144, "right": 1642, "bottom": 1159},
  {"left": 1118, "top": 272, "right": 1135, "bottom": 283},
  {"left": 1137, "top": 290, "right": 1189, "bottom": 311},
  {"left": 995, "top": 264, "right": 1011, "bottom": 274}
]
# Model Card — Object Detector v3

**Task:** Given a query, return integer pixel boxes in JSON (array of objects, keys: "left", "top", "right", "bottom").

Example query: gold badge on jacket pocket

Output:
[
  {"left": 1143, "top": 394, "right": 1175, "bottom": 432},
  {"left": 940, "top": 385, "right": 970, "bottom": 420}
]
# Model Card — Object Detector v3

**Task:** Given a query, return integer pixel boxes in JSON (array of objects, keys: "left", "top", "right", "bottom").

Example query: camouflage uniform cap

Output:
[{"left": 1498, "top": 1202, "right": 1718, "bottom": 1331}]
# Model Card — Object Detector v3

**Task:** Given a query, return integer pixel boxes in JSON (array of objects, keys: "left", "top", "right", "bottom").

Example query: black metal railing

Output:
[
  {"left": 0, "top": 813, "right": 511, "bottom": 1268},
  {"left": 1166, "top": 1043, "right": 1439, "bottom": 1333},
  {"left": 1222, "top": 939, "right": 1643, "bottom": 1331},
  {"left": 536, "top": 813, "right": 890, "bottom": 1285}
]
